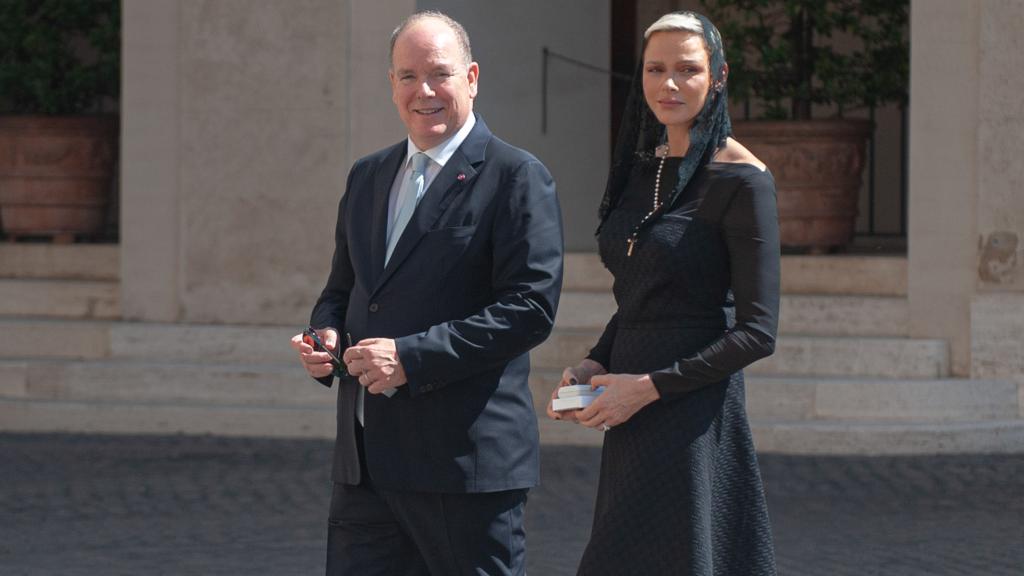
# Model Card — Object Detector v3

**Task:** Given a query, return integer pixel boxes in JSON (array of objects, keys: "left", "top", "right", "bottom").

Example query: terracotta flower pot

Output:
[
  {"left": 0, "top": 115, "right": 118, "bottom": 243},
  {"left": 732, "top": 119, "right": 872, "bottom": 252}
]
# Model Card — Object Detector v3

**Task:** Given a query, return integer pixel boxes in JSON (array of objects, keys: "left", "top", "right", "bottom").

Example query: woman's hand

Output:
[
  {"left": 576, "top": 373, "right": 660, "bottom": 430},
  {"left": 546, "top": 359, "right": 607, "bottom": 422}
]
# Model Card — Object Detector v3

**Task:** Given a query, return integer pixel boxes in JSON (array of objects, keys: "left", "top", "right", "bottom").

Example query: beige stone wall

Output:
[
  {"left": 122, "top": 0, "right": 417, "bottom": 326},
  {"left": 348, "top": 1, "right": 414, "bottom": 160},
  {"left": 175, "top": 0, "right": 350, "bottom": 325}
]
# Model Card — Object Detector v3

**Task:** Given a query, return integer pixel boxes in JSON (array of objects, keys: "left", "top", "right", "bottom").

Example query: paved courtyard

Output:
[{"left": 1, "top": 433, "right": 1021, "bottom": 575}]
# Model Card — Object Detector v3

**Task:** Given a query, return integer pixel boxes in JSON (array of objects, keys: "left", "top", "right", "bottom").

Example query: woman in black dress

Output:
[{"left": 547, "top": 11, "right": 780, "bottom": 575}]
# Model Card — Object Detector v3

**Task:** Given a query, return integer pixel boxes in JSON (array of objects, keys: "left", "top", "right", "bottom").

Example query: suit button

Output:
[{"left": 369, "top": 303, "right": 379, "bottom": 312}]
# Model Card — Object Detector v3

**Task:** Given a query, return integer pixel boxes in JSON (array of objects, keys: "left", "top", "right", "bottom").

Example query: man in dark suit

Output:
[{"left": 289, "top": 10, "right": 563, "bottom": 576}]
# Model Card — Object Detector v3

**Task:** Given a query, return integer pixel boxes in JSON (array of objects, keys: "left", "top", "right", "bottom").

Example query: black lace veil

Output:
[{"left": 597, "top": 11, "right": 732, "bottom": 248}]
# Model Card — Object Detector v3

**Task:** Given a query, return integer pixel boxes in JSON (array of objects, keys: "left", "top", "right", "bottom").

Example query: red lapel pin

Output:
[{"left": 457, "top": 173, "right": 466, "bottom": 181}]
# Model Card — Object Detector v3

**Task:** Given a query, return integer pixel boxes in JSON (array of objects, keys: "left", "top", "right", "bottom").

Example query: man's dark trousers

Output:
[{"left": 326, "top": 424, "right": 527, "bottom": 575}]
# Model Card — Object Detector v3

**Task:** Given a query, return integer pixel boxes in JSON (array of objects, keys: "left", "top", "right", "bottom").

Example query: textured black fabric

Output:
[{"left": 578, "top": 159, "right": 779, "bottom": 576}]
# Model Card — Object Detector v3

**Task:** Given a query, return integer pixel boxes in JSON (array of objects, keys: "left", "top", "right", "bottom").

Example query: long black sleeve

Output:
[
  {"left": 649, "top": 170, "right": 780, "bottom": 400},
  {"left": 307, "top": 169, "right": 357, "bottom": 388}
]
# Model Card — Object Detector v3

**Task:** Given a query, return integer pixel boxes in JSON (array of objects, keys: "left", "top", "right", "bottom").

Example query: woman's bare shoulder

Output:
[{"left": 713, "top": 138, "right": 767, "bottom": 172}]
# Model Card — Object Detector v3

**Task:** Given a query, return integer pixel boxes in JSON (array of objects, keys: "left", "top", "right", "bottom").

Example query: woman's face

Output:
[{"left": 642, "top": 31, "right": 712, "bottom": 130}]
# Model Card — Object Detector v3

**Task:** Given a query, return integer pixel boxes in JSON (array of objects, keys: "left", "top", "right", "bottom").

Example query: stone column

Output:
[
  {"left": 907, "top": 0, "right": 981, "bottom": 376},
  {"left": 971, "top": 0, "right": 1024, "bottom": 404},
  {"left": 121, "top": 0, "right": 182, "bottom": 322}
]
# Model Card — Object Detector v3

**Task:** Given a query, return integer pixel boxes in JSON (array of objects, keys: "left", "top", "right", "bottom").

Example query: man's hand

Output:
[
  {"left": 343, "top": 338, "right": 407, "bottom": 394},
  {"left": 290, "top": 328, "right": 339, "bottom": 379},
  {"left": 575, "top": 373, "right": 660, "bottom": 430}
]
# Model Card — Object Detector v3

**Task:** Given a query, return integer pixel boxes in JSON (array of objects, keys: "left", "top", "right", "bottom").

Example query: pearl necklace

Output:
[{"left": 626, "top": 144, "right": 670, "bottom": 257}]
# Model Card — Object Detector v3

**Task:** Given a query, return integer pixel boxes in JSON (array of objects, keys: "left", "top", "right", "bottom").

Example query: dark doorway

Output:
[{"left": 610, "top": 0, "right": 638, "bottom": 150}]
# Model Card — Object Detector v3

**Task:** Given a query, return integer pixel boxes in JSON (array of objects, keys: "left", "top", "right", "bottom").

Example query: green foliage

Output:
[
  {"left": 700, "top": 0, "right": 908, "bottom": 120},
  {"left": 0, "top": 0, "right": 120, "bottom": 115}
]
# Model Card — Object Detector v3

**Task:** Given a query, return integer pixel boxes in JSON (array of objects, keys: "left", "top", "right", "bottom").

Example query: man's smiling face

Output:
[{"left": 389, "top": 18, "right": 478, "bottom": 151}]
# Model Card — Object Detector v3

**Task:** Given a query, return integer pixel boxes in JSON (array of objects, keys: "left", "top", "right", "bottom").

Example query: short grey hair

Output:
[
  {"left": 644, "top": 12, "right": 704, "bottom": 39},
  {"left": 389, "top": 11, "right": 473, "bottom": 69}
]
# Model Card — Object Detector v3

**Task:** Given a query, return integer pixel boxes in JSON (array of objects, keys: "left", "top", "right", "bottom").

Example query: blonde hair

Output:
[{"left": 644, "top": 12, "right": 704, "bottom": 39}]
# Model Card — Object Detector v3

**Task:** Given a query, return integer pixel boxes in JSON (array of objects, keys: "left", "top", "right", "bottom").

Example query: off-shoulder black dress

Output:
[{"left": 577, "top": 158, "right": 780, "bottom": 576}]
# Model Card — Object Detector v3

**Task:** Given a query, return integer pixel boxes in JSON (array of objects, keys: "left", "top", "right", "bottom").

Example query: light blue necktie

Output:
[
  {"left": 385, "top": 152, "right": 429, "bottom": 265},
  {"left": 358, "top": 153, "right": 427, "bottom": 423}
]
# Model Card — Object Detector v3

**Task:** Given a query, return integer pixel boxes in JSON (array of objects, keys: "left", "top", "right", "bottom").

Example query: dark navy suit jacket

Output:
[{"left": 310, "top": 115, "right": 563, "bottom": 493}]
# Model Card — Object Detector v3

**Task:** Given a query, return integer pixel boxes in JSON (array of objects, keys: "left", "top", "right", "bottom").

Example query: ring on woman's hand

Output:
[{"left": 600, "top": 424, "right": 611, "bottom": 432}]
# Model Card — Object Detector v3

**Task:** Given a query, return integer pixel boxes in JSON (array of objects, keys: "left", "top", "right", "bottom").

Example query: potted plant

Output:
[
  {"left": 0, "top": 0, "right": 120, "bottom": 242},
  {"left": 700, "top": 0, "right": 909, "bottom": 251}
]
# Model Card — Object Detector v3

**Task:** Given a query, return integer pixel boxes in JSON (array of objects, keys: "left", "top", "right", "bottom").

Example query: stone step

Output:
[
  {"left": 0, "top": 396, "right": 600, "bottom": 446},
  {"left": 17, "top": 357, "right": 1005, "bottom": 426},
  {"left": 0, "top": 359, "right": 327, "bottom": 408},
  {"left": 562, "top": 253, "right": 613, "bottom": 292},
  {"left": 2, "top": 358, "right": 1019, "bottom": 454},
  {"left": 0, "top": 318, "right": 112, "bottom": 359},
  {"left": 8, "top": 358, "right": 1007, "bottom": 426},
  {"left": 748, "top": 335, "right": 948, "bottom": 379},
  {"left": 532, "top": 330, "right": 949, "bottom": 379},
  {"left": 108, "top": 322, "right": 297, "bottom": 364},
  {"left": 563, "top": 252, "right": 907, "bottom": 296},
  {"left": 750, "top": 419, "right": 1024, "bottom": 455},
  {"left": 778, "top": 294, "right": 908, "bottom": 336},
  {"left": 538, "top": 406, "right": 1024, "bottom": 454},
  {"left": 529, "top": 370, "right": 1018, "bottom": 423},
  {"left": 0, "top": 244, "right": 119, "bottom": 280},
  {"left": 554, "top": 292, "right": 909, "bottom": 336},
  {"left": 0, "top": 398, "right": 335, "bottom": 439},
  {"left": 5, "top": 396, "right": 1017, "bottom": 454},
  {"left": 0, "top": 361, "right": 592, "bottom": 444},
  {"left": 0, "top": 279, "right": 119, "bottom": 319},
  {"left": 779, "top": 255, "right": 907, "bottom": 296},
  {"left": 744, "top": 376, "right": 1019, "bottom": 422},
  {"left": 539, "top": 401, "right": 1024, "bottom": 454},
  {"left": 0, "top": 319, "right": 297, "bottom": 363},
  {"left": 2, "top": 319, "right": 946, "bottom": 380}
]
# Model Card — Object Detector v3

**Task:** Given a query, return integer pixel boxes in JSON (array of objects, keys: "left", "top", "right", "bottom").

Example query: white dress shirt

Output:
[{"left": 385, "top": 113, "right": 477, "bottom": 229}]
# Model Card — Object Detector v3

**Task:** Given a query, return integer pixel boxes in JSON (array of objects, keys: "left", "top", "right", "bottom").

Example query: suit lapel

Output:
[
  {"left": 373, "top": 116, "right": 491, "bottom": 292},
  {"left": 369, "top": 144, "right": 407, "bottom": 284}
]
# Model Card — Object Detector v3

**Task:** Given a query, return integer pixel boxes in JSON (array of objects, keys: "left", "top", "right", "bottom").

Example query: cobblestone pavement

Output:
[{"left": 1, "top": 434, "right": 1021, "bottom": 575}]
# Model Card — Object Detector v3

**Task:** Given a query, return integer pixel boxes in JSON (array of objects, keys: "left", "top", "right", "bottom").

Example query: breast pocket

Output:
[{"left": 416, "top": 225, "right": 479, "bottom": 275}]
